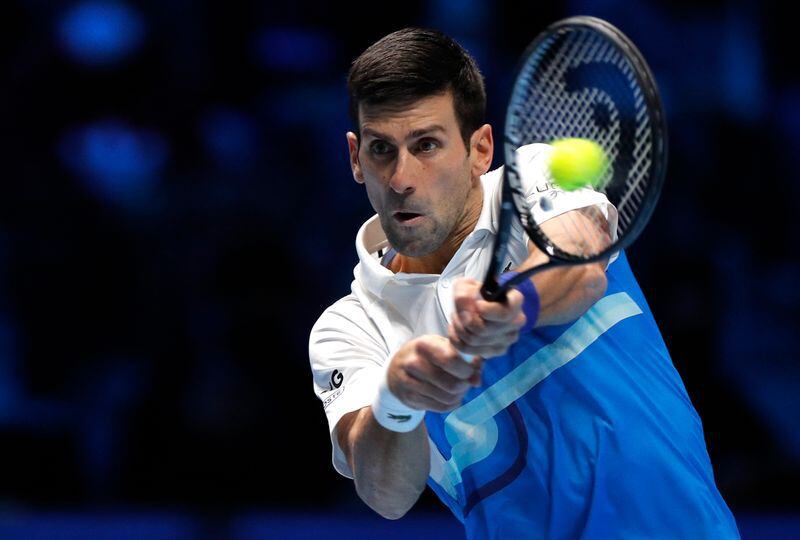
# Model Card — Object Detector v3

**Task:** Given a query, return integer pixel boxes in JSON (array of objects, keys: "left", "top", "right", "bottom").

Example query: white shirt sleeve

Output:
[
  {"left": 514, "top": 143, "right": 620, "bottom": 265},
  {"left": 309, "top": 294, "right": 388, "bottom": 478},
  {"left": 515, "top": 143, "right": 619, "bottom": 240}
]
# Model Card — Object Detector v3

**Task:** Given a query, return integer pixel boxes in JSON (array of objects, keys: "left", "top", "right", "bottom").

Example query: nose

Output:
[{"left": 388, "top": 148, "right": 417, "bottom": 194}]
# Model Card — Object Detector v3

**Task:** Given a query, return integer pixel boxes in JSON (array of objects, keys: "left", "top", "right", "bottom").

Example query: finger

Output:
[
  {"left": 452, "top": 307, "right": 484, "bottom": 336},
  {"left": 451, "top": 317, "right": 522, "bottom": 347},
  {"left": 449, "top": 312, "right": 475, "bottom": 343},
  {"left": 445, "top": 326, "right": 486, "bottom": 381},
  {"left": 468, "top": 356, "right": 484, "bottom": 387},
  {"left": 475, "top": 289, "right": 525, "bottom": 323},
  {"left": 416, "top": 338, "right": 475, "bottom": 380},
  {"left": 448, "top": 323, "right": 477, "bottom": 355},
  {"left": 454, "top": 309, "right": 509, "bottom": 338},
  {"left": 468, "top": 369, "right": 482, "bottom": 387},
  {"left": 454, "top": 343, "right": 509, "bottom": 358},
  {"left": 452, "top": 333, "right": 518, "bottom": 358},
  {"left": 452, "top": 277, "right": 480, "bottom": 314},
  {"left": 404, "top": 358, "right": 472, "bottom": 397},
  {"left": 471, "top": 356, "right": 485, "bottom": 371},
  {"left": 409, "top": 395, "right": 463, "bottom": 413},
  {"left": 515, "top": 312, "right": 528, "bottom": 331},
  {"left": 398, "top": 370, "right": 464, "bottom": 412}
]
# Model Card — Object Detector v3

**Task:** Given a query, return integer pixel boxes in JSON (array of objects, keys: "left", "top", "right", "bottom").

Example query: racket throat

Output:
[{"left": 480, "top": 277, "right": 506, "bottom": 302}]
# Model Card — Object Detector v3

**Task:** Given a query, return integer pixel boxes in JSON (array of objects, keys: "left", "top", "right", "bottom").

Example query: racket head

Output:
[{"left": 483, "top": 16, "right": 667, "bottom": 299}]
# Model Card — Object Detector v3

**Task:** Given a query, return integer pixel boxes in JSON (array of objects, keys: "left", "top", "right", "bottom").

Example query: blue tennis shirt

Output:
[{"left": 424, "top": 251, "right": 740, "bottom": 539}]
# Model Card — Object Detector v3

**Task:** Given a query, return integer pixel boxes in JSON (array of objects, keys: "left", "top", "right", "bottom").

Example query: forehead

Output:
[{"left": 359, "top": 92, "right": 459, "bottom": 137}]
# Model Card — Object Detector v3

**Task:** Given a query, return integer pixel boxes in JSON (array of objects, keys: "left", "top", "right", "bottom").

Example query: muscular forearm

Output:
[
  {"left": 531, "top": 262, "right": 607, "bottom": 327},
  {"left": 521, "top": 208, "right": 610, "bottom": 327},
  {"left": 340, "top": 406, "right": 430, "bottom": 519}
]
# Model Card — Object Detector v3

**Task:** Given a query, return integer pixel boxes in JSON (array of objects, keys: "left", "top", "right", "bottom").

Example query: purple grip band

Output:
[{"left": 499, "top": 271, "right": 540, "bottom": 333}]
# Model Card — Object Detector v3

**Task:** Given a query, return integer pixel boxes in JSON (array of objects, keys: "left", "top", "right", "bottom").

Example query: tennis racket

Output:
[{"left": 478, "top": 16, "right": 667, "bottom": 304}]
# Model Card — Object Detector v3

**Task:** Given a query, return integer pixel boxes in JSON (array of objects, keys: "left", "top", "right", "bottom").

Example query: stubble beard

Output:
[
  {"left": 382, "top": 214, "right": 449, "bottom": 257},
  {"left": 381, "top": 188, "right": 470, "bottom": 258}
]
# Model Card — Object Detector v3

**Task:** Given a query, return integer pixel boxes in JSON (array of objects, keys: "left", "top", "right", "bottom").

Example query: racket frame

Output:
[{"left": 480, "top": 16, "right": 668, "bottom": 302}]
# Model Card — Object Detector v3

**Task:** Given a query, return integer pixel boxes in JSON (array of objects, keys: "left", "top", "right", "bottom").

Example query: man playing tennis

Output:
[{"left": 310, "top": 28, "right": 739, "bottom": 539}]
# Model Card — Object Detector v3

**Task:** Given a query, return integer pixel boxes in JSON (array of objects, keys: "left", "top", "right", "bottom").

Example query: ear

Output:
[
  {"left": 346, "top": 132, "right": 365, "bottom": 184},
  {"left": 469, "top": 124, "right": 494, "bottom": 180}
]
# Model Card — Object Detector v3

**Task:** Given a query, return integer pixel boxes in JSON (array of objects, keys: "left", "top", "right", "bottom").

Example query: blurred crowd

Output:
[{"left": 1, "top": 0, "right": 798, "bottom": 516}]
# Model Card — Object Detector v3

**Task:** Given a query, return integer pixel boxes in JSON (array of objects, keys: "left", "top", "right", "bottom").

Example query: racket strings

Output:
[
  {"left": 507, "top": 26, "right": 655, "bottom": 255},
  {"left": 517, "top": 33, "right": 620, "bottom": 252}
]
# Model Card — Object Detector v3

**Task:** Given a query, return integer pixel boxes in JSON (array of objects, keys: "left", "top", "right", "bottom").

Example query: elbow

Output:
[
  {"left": 355, "top": 478, "right": 423, "bottom": 520},
  {"left": 556, "top": 265, "right": 605, "bottom": 325},
  {"left": 371, "top": 503, "right": 412, "bottom": 521},
  {"left": 582, "top": 263, "right": 608, "bottom": 306},
  {"left": 343, "top": 407, "right": 429, "bottom": 520},
  {"left": 535, "top": 263, "right": 609, "bottom": 327}
]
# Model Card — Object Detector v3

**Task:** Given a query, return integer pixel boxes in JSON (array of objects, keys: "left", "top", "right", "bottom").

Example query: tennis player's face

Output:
[{"left": 347, "top": 92, "right": 491, "bottom": 258}]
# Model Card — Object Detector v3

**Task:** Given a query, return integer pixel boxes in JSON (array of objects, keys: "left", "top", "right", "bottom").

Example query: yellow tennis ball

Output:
[{"left": 548, "top": 138, "right": 607, "bottom": 191}]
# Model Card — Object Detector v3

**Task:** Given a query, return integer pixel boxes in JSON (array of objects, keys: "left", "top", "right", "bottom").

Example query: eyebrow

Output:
[{"left": 361, "top": 124, "right": 447, "bottom": 142}]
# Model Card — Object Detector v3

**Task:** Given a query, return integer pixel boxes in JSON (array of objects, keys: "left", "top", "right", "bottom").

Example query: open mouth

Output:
[{"left": 394, "top": 211, "right": 423, "bottom": 223}]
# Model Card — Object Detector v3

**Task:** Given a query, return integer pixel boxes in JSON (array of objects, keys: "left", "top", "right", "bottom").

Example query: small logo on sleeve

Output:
[
  {"left": 328, "top": 369, "right": 343, "bottom": 390},
  {"left": 322, "top": 387, "right": 343, "bottom": 409}
]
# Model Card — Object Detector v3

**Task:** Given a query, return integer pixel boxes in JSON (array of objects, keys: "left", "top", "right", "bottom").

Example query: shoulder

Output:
[
  {"left": 311, "top": 293, "right": 371, "bottom": 342},
  {"left": 309, "top": 293, "right": 387, "bottom": 366}
]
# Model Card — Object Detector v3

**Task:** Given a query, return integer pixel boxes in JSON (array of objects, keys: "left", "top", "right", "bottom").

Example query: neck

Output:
[{"left": 389, "top": 184, "right": 483, "bottom": 275}]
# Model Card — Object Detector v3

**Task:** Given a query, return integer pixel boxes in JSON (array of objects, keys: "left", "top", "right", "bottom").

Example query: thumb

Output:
[{"left": 452, "top": 277, "right": 480, "bottom": 315}]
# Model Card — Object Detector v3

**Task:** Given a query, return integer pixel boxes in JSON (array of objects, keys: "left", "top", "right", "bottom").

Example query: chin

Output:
[
  {"left": 388, "top": 235, "right": 439, "bottom": 258},
  {"left": 397, "top": 244, "right": 435, "bottom": 258},
  {"left": 383, "top": 218, "right": 445, "bottom": 257}
]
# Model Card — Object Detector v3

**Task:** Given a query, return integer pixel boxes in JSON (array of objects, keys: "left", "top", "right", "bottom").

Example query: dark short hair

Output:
[{"left": 347, "top": 28, "right": 486, "bottom": 148}]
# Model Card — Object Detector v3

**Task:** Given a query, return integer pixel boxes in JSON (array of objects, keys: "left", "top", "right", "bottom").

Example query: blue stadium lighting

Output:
[
  {"left": 57, "top": 1, "right": 145, "bottom": 66},
  {"left": 254, "top": 28, "right": 334, "bottom": 72},
  {"left": 426, "top": 0, "right": 488, "bottom": 34},
  {"left": 199, "top": 108, "right": 259, "bottom": 170},
  {"left": 58, "top": 120, "right": 168, "bottom": 204}
]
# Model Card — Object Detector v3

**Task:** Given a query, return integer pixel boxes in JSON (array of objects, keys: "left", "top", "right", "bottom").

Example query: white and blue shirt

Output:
[{"left": 309, "top": 144, "right": 739, "bottom": 539}]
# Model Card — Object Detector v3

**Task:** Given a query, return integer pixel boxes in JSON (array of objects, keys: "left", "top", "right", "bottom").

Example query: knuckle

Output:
[
  {"left": 461, "top": 344, "right": 478, "bottom": 355},
  {"left": 505, "top": 330, "right": 520, "bottom": 345},
  {"left": 459, "top": 333, "right": 475, "bottom": 346},
  {"left": 429, "top": 401, "right": 450, "bottom": 413},
  {"left": 442, "top": 378, "right": 462, "bottom": 394},
  {"left": 438, "top": 343, "right": 458, "bottom": 363},
  {"left": 447, "top": 396, "right": 464, "bottom": 410},
  {"left": 444, "top": 403, "right": 460, "bottom": 413},
  {"left": 409, "top": 340, "right": 426, "bottom": 359},
  {"left": 408, "top": 397, "right": 426, "bottom": 410},
  {"left": 403, "top": 355, "right": 423, "bottom": 373},
  {"left": 465, "top": 319, "right": 484, "bottom": 334},
  {"left": 390, "top": 382, "right": 412, "bottom": 402}
]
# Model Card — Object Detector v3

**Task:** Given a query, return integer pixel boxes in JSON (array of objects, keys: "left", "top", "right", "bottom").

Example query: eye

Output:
[
  {"left": 369, "top": 140, "right": 393, "bottom": 156},
  {"left": 416, "top": 138, "right": 440, "bottom": 153}
]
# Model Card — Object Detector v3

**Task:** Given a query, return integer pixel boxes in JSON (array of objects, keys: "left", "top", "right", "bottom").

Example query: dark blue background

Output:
[{"left": 1, "top": 0, "right": 798, "bottom": 537}]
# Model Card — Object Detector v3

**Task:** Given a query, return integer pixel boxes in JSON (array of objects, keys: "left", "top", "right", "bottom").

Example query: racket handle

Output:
[
  {"left": 479, "top": 275, "right": 507, "bottom": 302},
  {"left": 454, "top": 274, "right": 540, "bottom": 365}
]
